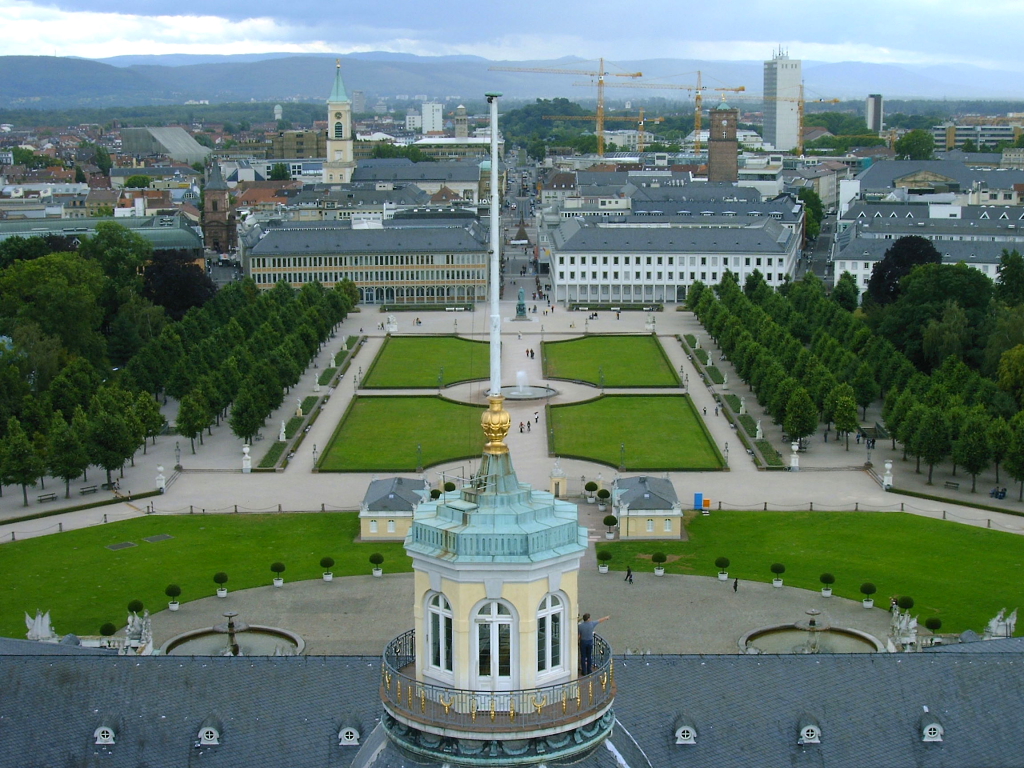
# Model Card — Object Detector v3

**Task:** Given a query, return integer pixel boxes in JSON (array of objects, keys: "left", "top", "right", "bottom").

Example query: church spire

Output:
[{"left": 328, "top": 59, "right": 350, "bottom": 103}]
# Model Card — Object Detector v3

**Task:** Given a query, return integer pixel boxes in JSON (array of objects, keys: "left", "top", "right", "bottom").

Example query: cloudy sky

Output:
[{"left": 2, "top": 0, "right": 1021, "bottom": 70}]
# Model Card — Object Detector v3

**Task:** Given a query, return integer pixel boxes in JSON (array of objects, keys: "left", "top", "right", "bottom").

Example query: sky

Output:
[{"left": 2, "top": 0, "right": 1022, "bottom": 71}]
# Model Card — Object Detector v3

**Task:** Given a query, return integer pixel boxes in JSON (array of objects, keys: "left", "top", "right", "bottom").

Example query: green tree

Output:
[
  {"left": 833, "top": 392, "right": 859, "bottom": 451},
  {"left": 86, "top": 387, "right": 140, "bottom": 487},
  {"left": 1004, "top": 411, "right": 1024, "bottom": 500},
  {"left": 176, "top": 390, "right": 210, "bottom": 454},
  {"left": 2, "top": 417, "right": 44, "bottom": 506},
  {"left": 228, "top": 382, "right": 266, "bottom": 444},
  {"left": 997, "top": 344, "right": 1024, "bottom": 407},
  {"left": 74, "top": 165, "right": 87, "bottom": 183},
  {"left": 783, "top": 387, "right": 818, "bottom": 443},
  {"left": 133, "top": 391, "right": 165, "bottom": 455},
  {"left": 797, "top": 188, "right": 823, "bottom": 240},
  {"left": 995, "top": 249, "right": 1024, "bottom": 306},
  {"left": 269, "top": 163, "right": 290, "bottom": 181},
  {"left": 47, "top": 412, "right": 88, "bottom": 498},
  {"left": 851, "top": 363, "right": 880, "bottom": 419},
  {"left": 988, "top": 416, "right": 1012, "bottom": 484},
  {"left": 832, "top": 271, "right": 859, "bottom": 312},
  {"left": 895, "top": 129, "right": 934, "bottom": 160},
  {"left": 93, "top": 145, "right": 112, "bottom": 175},
  {"left": 866, "top": 235, "right": 942, "bottom": 306},
  {"left": 915, "top": 408, "right": 951, "bottom": 485},
  {"left": 921, "top": 301, "right": 969, "bottom": 369},
  {"left": 960, "top": 139, "right": 978, "bottom": 153},
  {"left": 952, "top": 413, "right": 991, "bottom": 492},
  {"left": 123, "top": 175, "right": 151, "bottom": 189}
]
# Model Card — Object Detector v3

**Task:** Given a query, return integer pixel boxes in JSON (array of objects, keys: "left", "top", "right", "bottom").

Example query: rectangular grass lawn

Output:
[
  {"left": 598, "top": 511, "right": 1024, "bottom": 634},
  {"left": 543, "top": 335, "right": 679, "bottom": 387},
  {"left": 363, "top": 336, "right": 489, "bottom": 388},
  {"left": 320, "top": 395, "right": 485, "bottom": 471},
  {"left": 0, "top": 513, "right": 411, "bottom": 640},
  {"left": 550, "top": 395, "right": 722, "bottom": 470}
]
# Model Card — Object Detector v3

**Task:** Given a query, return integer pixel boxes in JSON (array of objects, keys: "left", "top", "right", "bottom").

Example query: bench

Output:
[
  {"left": 79, "top": 485, "right": 98, "bottom": 495},
  {"left": 37, "top": 492, "right": 58, "bottom": 503},
  {"left": 944, "top": 481, "right": 960, "bottom": 491}
]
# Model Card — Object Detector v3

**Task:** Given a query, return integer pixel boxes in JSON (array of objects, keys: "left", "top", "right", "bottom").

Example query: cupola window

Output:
[
  {"left": 537, "top": 594, "right": 564, "bottom": 673},
  {"left": 475, "top": 601, "right": 513, "bottom": 682},
  {"left": 428, "top": 593, "right": 454, "bottom": 673}
]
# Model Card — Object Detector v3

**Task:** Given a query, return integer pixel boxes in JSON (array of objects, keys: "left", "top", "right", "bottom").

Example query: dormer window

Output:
[
  {"left": 798, "top": 716, "right": 821, "bottom": 745},
  {"left": 339, "top": 726, "right": 361, "bottom": 746},
  {"left": 94, "top": 726, "right": 115, "bottom": 745},
  {"left": 923, "top": 722, "right": 943, "bottom": 742},
  {"left": 675, "top": 725, "right": 696, "bottom": 745},
  {"left": 198, "top": 726, "right": 220, "bottom": 746}
]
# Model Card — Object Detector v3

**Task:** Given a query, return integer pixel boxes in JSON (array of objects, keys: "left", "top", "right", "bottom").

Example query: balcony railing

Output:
[{"left": 381, "top": 629, "right": 614, "bottom": 733}]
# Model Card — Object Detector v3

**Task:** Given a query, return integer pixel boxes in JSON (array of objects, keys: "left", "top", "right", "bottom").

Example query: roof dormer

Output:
[
  {"left": 197, "top": 716, "right": 222, "bottom": 746},
  {"left": 93, "top": 722, "right": 116, "bottom": 745},
  {"left": 797, "top": 715, "right": 821, "bottom": 745},
  {"left": 921, "top": 709, "right": 944, "bottom": 743},
  {"left": 674, "top": 715, "right": 697, "bottom": 745}
]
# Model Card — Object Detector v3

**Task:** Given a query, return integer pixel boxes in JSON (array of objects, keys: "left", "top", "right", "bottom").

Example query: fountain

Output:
[
  {"left": 739, "top": 609, "right": 884, "bottom": 654},
  {"left": 497, "top": 370, "right": 557, "bottom": 400},
  {"left": 160, "top": 611, "right": 304, "bottom": 656}
]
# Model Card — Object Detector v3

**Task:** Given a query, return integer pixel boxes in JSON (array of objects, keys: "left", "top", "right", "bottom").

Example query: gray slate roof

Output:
[
  {"left": 836, "top": 237, "right": 1010, "bottom": 265},
  {"left": 614, "top": 475, "right": 678, "bottom": 509},
  {"left": 250, "top": 221, "right": 487, "bottom": 256},
  {"left": 551, "top": 218, "right": 793, "bottom": 255},
  {"left": 856, "top": 159, "right": 1024, "bottom": 190},
  {"left": 362, "top": 477, "right": 427, "bottom": 512},
  {"left": 352, "top": 161, "right": 480, "bottom": 184}
]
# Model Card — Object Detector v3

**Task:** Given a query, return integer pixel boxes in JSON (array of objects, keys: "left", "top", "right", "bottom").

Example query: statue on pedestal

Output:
[
  {"left": 242, "top": 445, "right": 251, "bottom": 474},
  {"left": 755, "top": 420, "right": 763, "bottom": 440},
  {"left": 279, "top": 421, "right": 287, "bottom": 442},
  {"left": 515, "top": 287, "right": 527, "bottom": 319}
]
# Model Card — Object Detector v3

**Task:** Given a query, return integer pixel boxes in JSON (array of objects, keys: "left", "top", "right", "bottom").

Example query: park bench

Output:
[
  {"left": 37, "top": 492, "right": 57, "bottom": 503},
  {"left": 79, "top": 485, "right": 98, "bottom": 495},
  {"left": 944, "top": 481, "right": 960, "bottom": 491}
]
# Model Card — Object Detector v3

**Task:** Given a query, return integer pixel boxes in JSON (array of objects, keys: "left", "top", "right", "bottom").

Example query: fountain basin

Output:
[
  {"left": 739, "top": 624, "right": 884, "bottom": 654},
  {"left": 497, "top": 385, "right": 558, "bottom": 400},
  {"left": 160, "top": 624, "right": 305, "bottom": 656}
]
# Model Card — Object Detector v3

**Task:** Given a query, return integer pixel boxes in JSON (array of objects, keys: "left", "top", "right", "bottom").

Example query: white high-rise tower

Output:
[{"left": 763, "top": 50, "right": 802, "bottom": 153}]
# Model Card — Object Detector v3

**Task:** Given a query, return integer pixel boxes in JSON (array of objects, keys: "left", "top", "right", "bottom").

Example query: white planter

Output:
[
  {"left": 216, "top": 588, "right": 228, "bottom": 598},
  {"left": 821, "top": 587, "right": 832, "bottom": 597},
  {"left": 717, "top": 572, "right": 729, "bottom": 581},
  {"left": 273, "top": 577, "right": 284, "bottom": 588},
  {"left": 598, "top": 502, "right": 607, "bottom": 512},
  {"left": 605, "top": 531, "right": 615, "bottom": 540},
  {"left": 598, "top": 564, "right": 609, "bottom": 574},
  {"left": 772, "top": 578, "right": 784, "bottom": 588},
  {"left": 654, "top": 566, "right": 665, "bottom": 576},
  {"left": 323, "top": 572, "right": 334, "bottom": 582},
  {"left": 372, "top": 567, "right": 383, "bottom": 577},
  {"left": 862, "top": 598, "right": 874, "bottom": 609},
  {"left": 168, "top": 601, "right": 180, "bottom": 611},
  {"left": 586, "top": 495, "right": 596, "bottom": 504}
]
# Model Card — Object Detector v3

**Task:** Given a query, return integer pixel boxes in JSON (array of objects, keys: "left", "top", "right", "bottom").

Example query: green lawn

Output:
[
  {"left": 319, "top": 396, "right": 485, "bottom": 471},
  {"left": 549, "top": 395, "right": 722, "bottom": 470},
  {"left": 543, "top": 336, "right": 679, "bottom": 387},
  {"left": 598, "top": 511, "right": 1024, "bottom": 634},
  {"left": 363, "top": 336, "right": 489, "bottom": 388},
  {"left": 0, "top": 513, "right": 411, "bottom": 639}
]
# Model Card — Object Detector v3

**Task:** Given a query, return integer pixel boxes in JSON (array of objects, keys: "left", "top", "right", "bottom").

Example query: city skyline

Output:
[{"left": 2, "top": 0, "right": 1022, "bottom": 72}]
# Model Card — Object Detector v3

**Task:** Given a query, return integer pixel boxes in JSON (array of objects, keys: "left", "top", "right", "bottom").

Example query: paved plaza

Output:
[{"left": 2, "top": 302, "right": 1022, "bottom": 653}]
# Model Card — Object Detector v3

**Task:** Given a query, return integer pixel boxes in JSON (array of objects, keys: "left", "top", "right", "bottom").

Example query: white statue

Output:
[
  {"left": 722, "top": 373, "right": 729, "bottom": 390},
  {"left": 279, "top": 421, "right": 287, "bottom": 442},
  {"left": 329, "top": 353, "right": 336, "bottom": 368},
  {"left": 24, "top": 609, "right": 55, "bottom": 641},
  {"left": 755, "top": 420, "right": 763, "bottom": 440},
  {"left": 242, "top": 445, "right": 251, "bottom": 474},
  {"left": 984, "top": 608, "right": 1018, "bottom": 639},
  {"left": 740, "top": 397, "right": 746, "bottom": 415}
]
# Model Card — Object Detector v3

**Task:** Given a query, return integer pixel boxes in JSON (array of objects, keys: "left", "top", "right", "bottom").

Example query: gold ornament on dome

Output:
[{"left": 481, "top": 395, "right": 511, "bottom": 454}]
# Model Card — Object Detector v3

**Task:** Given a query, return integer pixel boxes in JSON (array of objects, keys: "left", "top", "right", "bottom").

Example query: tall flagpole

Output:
[{"left": 486, "top": 92, "right": 502, "bottom": 397}]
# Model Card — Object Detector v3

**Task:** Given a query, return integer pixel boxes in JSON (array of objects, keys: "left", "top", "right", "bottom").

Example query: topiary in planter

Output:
[
  {"left": 596, "top": 549, "right": 613, "bottom": 563},
  {"left": 860, "top": 582, "right": 877, "bottom": 598},
  {"left": 369, "top": 553, "right": 384, "bottom": 566},
  {"left": 214, "top": 572, "right": 228, "bottom": 586},
  {"left": 320, "top": 557, "right": 335, "bottom": 570},
  {"left": 898, "top": 595, "right": 915, "bottom": 611},
  {"left": 597, "top": 488, "right": 611, "bottom": 501},
  {"left": 715, "top": 557, "right": 730, "bottom": 572},
  {"left": 127, "top": 599, "right": 144, "bottom": 614},
  {"left": 819, "top": 573, "right": 835, "bottom": 587},
  {"left": 585, "top": 481, "right": 599, "bottom": 494},
  {"left": 770, "top": 563, "right": 786, "bottom": 577},
  {"left": 603, "top": 514, "right": 618, "bottom": 530},
  {"left": 925, "top": 617, "right": 942, "bottom": 632},
  {"left": 430, "top": 489, "right": 441, "bottom": 500},
  {"left": 100, "top": 622, "right": 117, "bottom": 637},
  {"left": 271, "top": 562, "right": 286, "bottom": 577},
  {"left": 165, "top": 584, "right": 181, "bottom": 600},
  {"left": 652, "top": 552, "right": 667, "bottom": 567},
  {"left": 443, "top": 481, "right": 456, "bottom": 492}
]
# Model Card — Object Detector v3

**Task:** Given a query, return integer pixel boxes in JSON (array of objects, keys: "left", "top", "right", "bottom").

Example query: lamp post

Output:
[
  {"left": 416, "top": 443, "right": 423, "bottom": 473},
  {"left": 619, "top": 442, "right": 626, "bottom": 472},
  {"left": 312, "top": 443, "right": 319, "bottom": 467},
  {"left": 174, "top": 441, "right": 181, "bottom": 469},
  {"left": 724, "top": 441, "right": 729, "bottom": 467}
]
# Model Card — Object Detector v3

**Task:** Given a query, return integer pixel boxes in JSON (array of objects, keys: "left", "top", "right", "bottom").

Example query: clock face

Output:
[
  {"left": 721, "top": 120, "right": 728, "bottom": 126},
  {"left": 335, "top": 112, "right": 342, "bottom": 118}
]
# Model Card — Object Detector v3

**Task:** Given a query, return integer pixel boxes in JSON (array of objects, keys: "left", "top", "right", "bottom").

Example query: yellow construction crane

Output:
[
  {"left": 593, "top": 72, "right": 746, "bottom": 153},
  {"left": 541, "top": 108, "right": 664, "bottom": 153},
  {"left": 757, "top": 85, "right": 840, "bottom": 154},
  {"left": 489, "top": 58, "right": 642, "bottom": 155}
]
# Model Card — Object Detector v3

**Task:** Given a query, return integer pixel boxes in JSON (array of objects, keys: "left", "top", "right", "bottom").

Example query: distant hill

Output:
[{"left": 1, "top": 52, "right": 1022, "bottom": 110}]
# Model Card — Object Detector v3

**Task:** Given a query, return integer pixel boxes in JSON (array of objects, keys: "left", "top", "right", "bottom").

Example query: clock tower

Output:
[
  {"left": 707, "top": 99, "right": 739, "bottom": 183},
  {"left": 324, "top": 61, "right": 355, "bottom": 185}
]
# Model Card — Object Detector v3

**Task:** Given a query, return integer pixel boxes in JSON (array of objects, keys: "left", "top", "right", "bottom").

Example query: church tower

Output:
[
  {"left": 324, "top": 61, "right": 355, "bottom": 185},
  {"left": 202, "top": 162, "right": 235, "bottom": 253},
  {"left": 707, "top": 98, "right": 739, "bottom": 183}
]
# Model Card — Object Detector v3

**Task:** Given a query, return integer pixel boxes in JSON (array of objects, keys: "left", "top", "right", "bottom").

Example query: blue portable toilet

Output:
[{"left": 693, "top": 492, "right": 703, "bottom": 510}]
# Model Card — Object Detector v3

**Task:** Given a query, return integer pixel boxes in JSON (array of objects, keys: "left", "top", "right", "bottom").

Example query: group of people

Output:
[
  {"left": 990, "top": 487, "right": 1008, "bottom": 499},
  {"left": 524, "top": 349, "right": 536, "bottom": 359}
]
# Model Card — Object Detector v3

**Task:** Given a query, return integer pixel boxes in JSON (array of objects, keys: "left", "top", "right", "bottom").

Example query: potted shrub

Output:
[
  {"left": 925, "top": 617, "right": 942, "bottom": 632},
  {"left": 320, "top": 557, "right": 335, "bottom": 582},
  {"left": 770, "top": 563, "right": 786, "bottom": 587},
  {"left": 127, "top": 599, "right": 144, "bottom": 615},
  {"left": 584, "top": 481, "right": 598, "bottom": 503},
  {"left": 597, "top": 488, "right": 611, "bottom": 511},
  {"left": 370, "top": 552, "right": 384, "bottom": 577},
  {"left": 443, "top": 481, "right": 456, "bottom": 493},
  {"left": 165, "top": 584, "right": 182, "bottom": 611},
  {"left": 214, "top": 571, "right": 229, "bottom": 597},
  {"left": 652, "top": 551, "right": 667, "bottom": 576},
  {"left": 602, "top": 514, "right": 618, "bottom": 540},
  {"left": 99, "top": 622, "right": 117, "bottom": 646},
  {"left": 271, "top": 561, "right": 286, "bottom": 587},
  {"left": 596, "top": 549, "right": 613, "bottom": 574},
  {"left": 430, "top": 488, "right": 441, "bottom": 500},
  {"left": 860, "top": 582, "right": 876, "bottom": 608},
  {"left": 819, "top": 573, "right": 835, "bottom": 597},
  {"left": 715, "top": 557, "right": 730, "bottom": 581},
  {"left": 898, "top": 595, "right": 915, "bottom": 611}
]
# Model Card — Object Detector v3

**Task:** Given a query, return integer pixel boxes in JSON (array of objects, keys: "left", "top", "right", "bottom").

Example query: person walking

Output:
[
  {"left": 625, "top": 566, "right": 633, "bottom": 585},
  {"left": 578, "top": 613, "right": 609, "bottom": 675},
  {"left": 733, "top": 578, "right": 738, "bottom": 593}
]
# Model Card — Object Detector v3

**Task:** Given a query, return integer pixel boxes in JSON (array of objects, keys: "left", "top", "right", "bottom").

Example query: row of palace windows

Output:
[
  {"left": 427, "top": 592, "right": 566, "bottom": 677},
  {"left": 253, "top": 253, "right": 483, "bottom": 268},
  {"left": 368, "top": 520, "right": 396, "bottom": 534},
  {"left": 559, "top": 272, "right": 788, "bottom": 284},
  {"left": 559, "top": 255, "right": 783, "bottom": 268},
  {"left": 254, "top": 270, "right": 485, "bottom": 285}
]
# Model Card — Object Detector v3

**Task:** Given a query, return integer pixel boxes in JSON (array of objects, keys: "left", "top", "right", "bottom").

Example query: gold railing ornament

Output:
[
  {"left": 531, "top": 695, "right": 547, "bottom": 715},
  {"left": 439, "top": 695, "right": 453, "bottom": 715},
  {"left": 509, "top": 697, "right": 516, "bottom": 722},
  {"left": 600, "top": 673, "right": 607, "bottom": 691},
  {"left": 576, "top": 686, "right": 582, "bottom": 710},
  {"left": 420, "top": 689, "right": 426, "bottom": 713},
  {"left": 384, "top": 670, "right": 392, "bottom": 688},
  {"left": 471, "top": 698, "right": 478, "bottom": 722},
  {"left": 588, "top": 680, "right": 594, "bottom": 705},
  {"left": 396, "top": 679, "right": 401, "bottom": 701},
  {"left": 490, "top": 698, "right": 497, "bottom": 722},
  {"left": 408, "top": 684, "right": 413, "bottom": 708},
  {"left": 562, "top": 690, "right": 568, "bottom": 714}
]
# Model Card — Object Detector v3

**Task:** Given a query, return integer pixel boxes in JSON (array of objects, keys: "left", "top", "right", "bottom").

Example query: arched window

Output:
[
  {"left": 428, "top": 593, "right": 453, "bottom": 672},
  {"left": 475, "top": 601, "right": 513, "bottom": 681},
  {"left": 334, "top": 122, "right": 344, "bottom": 139},
  {"left": 537, "top": 594, "right": 564, "bottom": 673}
]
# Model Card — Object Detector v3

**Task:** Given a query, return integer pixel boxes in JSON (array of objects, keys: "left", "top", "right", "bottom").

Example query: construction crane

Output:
[
  {"left": 542, "top": 108, "right": 664, "bottom": 153},
  {"left": 757, "top": 85, "right": 840, "bottom": 154},
  {"left": 489, "top": 58, "right": 642, "bottom": 155},
  {"left": 593, "top": 72, "right": 746, "bottom": 153}
]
